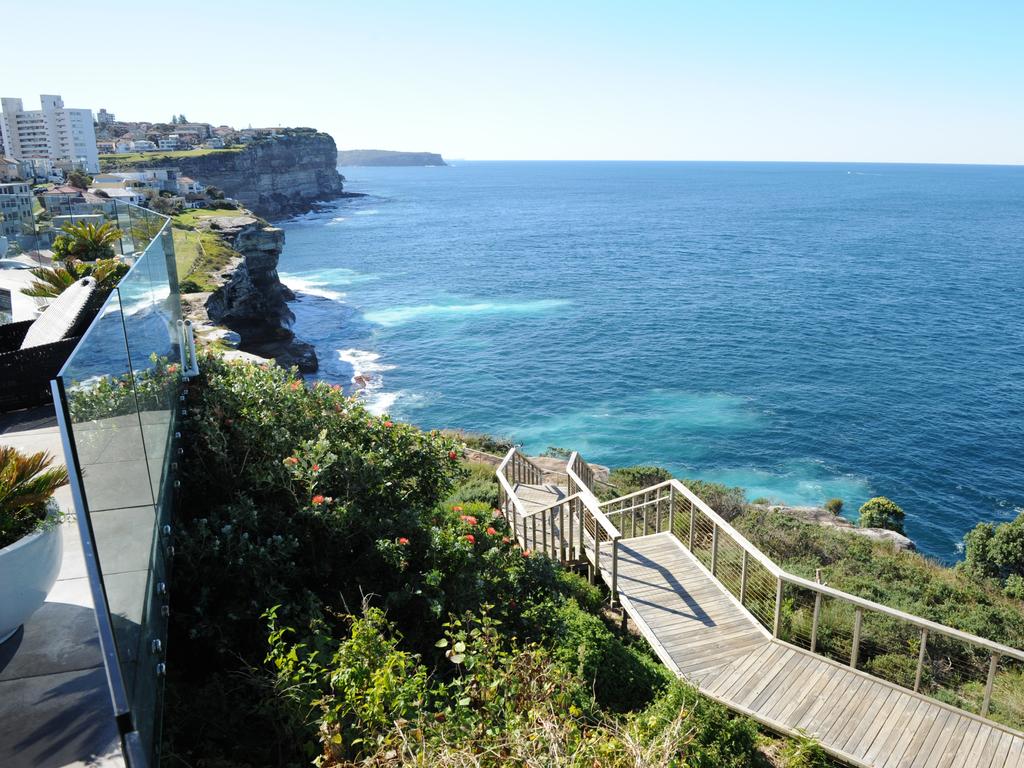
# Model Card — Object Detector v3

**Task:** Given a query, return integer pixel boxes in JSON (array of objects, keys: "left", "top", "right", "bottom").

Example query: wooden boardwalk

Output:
[
  {"left": 498, "top": 457, "right": 1024, "bottom": 768},
  {"left": 617, "top": 534, "right": 1024, "bottom": 768}
]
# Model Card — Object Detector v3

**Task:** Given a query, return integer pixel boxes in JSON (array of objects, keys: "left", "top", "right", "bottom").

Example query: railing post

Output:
[
  {"left": 851, "top": 607, "right": 863, "bottom": 668},
  {"left": 541, "top": 513, "right": 548, "bottom": 557},
  {"left": 688, "top": 502, "right": 696, "bottom": 551},
  {"left": 655, "top": 488, "right": 662, "bottom": 532},
  {"left": 773, "top": 577, "right": 783, "bottom": 638},
  {"left": 982, "top": 653, "right": 999, "bottom": 717},
  {"left": 668, "top": 485, "right": 675, "bottom": 537},
  {"left": 531, "top": 516, "right": 537, "bottom": 552},
  {"left": 642, "top": 497, "right": 648, "bottom": 536},
  {"left": 560, "top": 504, "right": 567, "bottom": 562},
  {"left": 578, "top": 501, "right": 585, "bottom": 564},
  {"left": 710, "top": 524, "right": 719, "bottom": 577},
  {"left": 914, "top": 628, "right": 928, "bottom": 692},
  {"left": 610, "top": 537, "right": 619, "bottom": 607},
  {"left": 567, "top": 501, "right": 574, "bottom": 560},
  {"left": 810, "top": 592, "right": 822, "bottom": 653},
  {"left": 739, "top": 550, "right": 749, "bottom": 605},
  {"left": 593, "top": 535, "right": 601, "bottom": 585}
]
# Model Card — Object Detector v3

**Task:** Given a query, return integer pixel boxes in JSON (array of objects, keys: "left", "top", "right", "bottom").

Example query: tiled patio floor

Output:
[{"left": 0, "top": 407, "right": 124, "bottom": 768}]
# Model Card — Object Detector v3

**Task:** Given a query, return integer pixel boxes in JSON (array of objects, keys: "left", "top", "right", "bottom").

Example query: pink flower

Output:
[
  {"left": 459, "top": 515, "right": 478, "bottom": 526},
  {"left": 398, "top": 537, "right": 409, "bottom": 546},
  {"left": 332, "top": 384, "right": 342, "bottom": 391},
  {"left": 312, "top": 464, "right": 320, "bottom": 472},
  {"left": 492, "top": 509, "right": 502, "bottom": 518},
  {"left": 522, "top": 549, "right": 531, "bottom": 558},
  {"left": 384, "top": 420, "right": 394, "bottom": 428},
  {"left": 486, "top": 527, "right": 497, "bottom": 536},
  {"left": 464, "top": 534, "right": 476, "bottom": 544},
  {"left": 289, "top": 381, "right": 301, "bottom": 391},
  {"left": 284, "top": 457, "right": 299, "bottom": 466},
  {"left": 312, "top": 495, "right": 325, "bottom": 505},
  {"left": 502, "top": 536, "right": 511, "bottom": 544}
]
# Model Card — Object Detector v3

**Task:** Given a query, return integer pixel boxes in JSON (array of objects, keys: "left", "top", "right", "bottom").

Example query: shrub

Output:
[
  {"left": 777, "top": 732, "right": 831, "bottom": 768},
  {"left": 685, "top": 478, "right": 747, "bottom": 520},
  {"left": 824, "top": 498, "right": 843, "bottom": 515},
  {"left": 963, "top": 511, "right": 1024, "bottom": 593},
  {"left": 858, "top": 496, "right": 905, "bottom": 533},
  {"left": 51, "top": 220, "right": 121, "bottom": 261},
  {"left": 608, "top": 465, "right": 673, "bottom": 496}
]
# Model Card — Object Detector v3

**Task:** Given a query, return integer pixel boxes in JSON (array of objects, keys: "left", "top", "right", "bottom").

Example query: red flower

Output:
[
  {"left": 290, "top": 381, "right": 301, "bottom": 390},
  {"left": 486, "top": 527, "right": 497, "bottom": 536},
  {"left": 332, "top": 384, "right": 342, "bottom": 391},
  {"left": 448, "top": 450, "right": 458, "bottom": 461},
  {"left": 384, "top": 420, "right": 394, "bottom": 428},
  {"left": 502, "top": 536, "right": 511, "bottom": 544},
  {"left": 397, "top": 537, "right": 409, "bottom": 546},
  {"left": 452, "top": 505, "right": 463, "bottom": 512},
  {"left": 284, "top": 457, "right": 299, "bottom": 466},
  {"left": 522, "top": 549, "right": 531, "bottom": 558},
  {"left": 312, "top": 495, "right": 325, "bottom": 505},
  {"left": 464, "top": 534, "right": 476, "bottom": 544},
  {"left": 167, "top": 364, "right": 178, "bottom": 373},
  {"left": 459, "top": 515, "right": 478, "bottom": 526},
  {"left": 312, "top": 464, "right": 320, "bottom": 472}
]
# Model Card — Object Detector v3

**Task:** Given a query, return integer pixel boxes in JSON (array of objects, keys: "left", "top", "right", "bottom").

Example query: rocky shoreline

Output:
[{"left": 183, "top": 213, "right": 319, "bottom": 372}]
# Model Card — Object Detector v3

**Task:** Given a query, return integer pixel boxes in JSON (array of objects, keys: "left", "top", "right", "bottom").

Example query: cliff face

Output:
[
  {"left": 203, "top": 215, "right": 318, "bottom": 372},
  {"left": 177, "top": 131, "right": 346, "bottom": 217},
  {"left": 338, "top": 149, "right": 447, "bottom": 166}
]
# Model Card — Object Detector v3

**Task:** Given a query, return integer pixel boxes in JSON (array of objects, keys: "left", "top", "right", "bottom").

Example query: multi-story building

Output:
[
  {"left": 0, "top": 94, "right": 100, "bottom": 173},
  {"left": 0, "top": 181, "right": 34, "bottom": 239},
  {"left": 96, "top": 108, "right": 115, "bottom": 125}
]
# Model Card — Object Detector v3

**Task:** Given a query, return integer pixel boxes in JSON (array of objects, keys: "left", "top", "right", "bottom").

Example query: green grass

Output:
[
  {"left": 99, "top": 146, "right": 245, "bottom": 169},
  {"left": 172, "top": 210, "right": 245, "bottom": 293}
]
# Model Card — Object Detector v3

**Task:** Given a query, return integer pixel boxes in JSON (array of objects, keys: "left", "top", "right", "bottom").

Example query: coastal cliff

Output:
[
  {"left": 107, "top": 129, "right": 348, "bottom": 217},
  {"left": 199, "top": 214, "right": 318, "bottom": 372},
  {"left": 338, "top": 149, "right": 447, "bottom": 166}
]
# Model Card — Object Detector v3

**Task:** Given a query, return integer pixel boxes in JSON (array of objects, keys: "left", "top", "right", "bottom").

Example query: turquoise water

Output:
[{"left": 277, "top": 161, "right": 1024, "bottom": 561}]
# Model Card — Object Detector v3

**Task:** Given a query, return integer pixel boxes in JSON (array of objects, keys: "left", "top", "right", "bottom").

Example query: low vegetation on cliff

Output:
[{"left": 163, "top": 357, "right": 831, "bottom": 768}]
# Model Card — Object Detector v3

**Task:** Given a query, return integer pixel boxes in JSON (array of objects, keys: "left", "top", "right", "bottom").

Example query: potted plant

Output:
[{"left": 0, "top": 445, "right": 69, "bottom": 643}]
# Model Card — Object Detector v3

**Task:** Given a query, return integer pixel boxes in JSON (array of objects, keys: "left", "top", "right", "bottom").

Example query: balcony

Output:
[{"left": 0, "top": 203, "right": 186, "bottom": 767}]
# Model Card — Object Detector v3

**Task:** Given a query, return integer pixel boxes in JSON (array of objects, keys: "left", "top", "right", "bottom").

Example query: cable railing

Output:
[{"left": 599, "top": 478, "right": 1024, "bottom": 731}]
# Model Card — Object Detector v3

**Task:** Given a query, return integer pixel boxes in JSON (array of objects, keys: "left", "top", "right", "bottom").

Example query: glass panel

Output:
[{"left": 56, "top": 208, "right": 181, "bottom": 766}]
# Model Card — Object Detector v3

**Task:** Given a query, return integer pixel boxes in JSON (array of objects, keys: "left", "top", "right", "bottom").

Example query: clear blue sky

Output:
[{"left": 4, "top": 0, "right": 1022, "bottom": 163}]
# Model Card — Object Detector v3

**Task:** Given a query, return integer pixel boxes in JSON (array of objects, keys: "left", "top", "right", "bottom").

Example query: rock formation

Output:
[
  {"left": 337, "top": 149, "right": 447, "bottom": 167},
  {"left": 203, "top": 215, "right": 318, "bottom": 372}
]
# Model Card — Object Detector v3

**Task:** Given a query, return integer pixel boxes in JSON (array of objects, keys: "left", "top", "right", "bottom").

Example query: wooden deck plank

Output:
[{"left": 941, "top": 718, "right": 982, "bottom": 768}]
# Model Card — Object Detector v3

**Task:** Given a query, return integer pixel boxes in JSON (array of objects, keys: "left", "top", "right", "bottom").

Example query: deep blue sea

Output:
[{"left": 276, "top": 161, "right": 1024, "bottom": 561}]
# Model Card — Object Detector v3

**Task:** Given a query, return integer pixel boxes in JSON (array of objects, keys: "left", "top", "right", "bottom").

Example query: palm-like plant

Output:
[
  {"left": 0, "top": 446, "right": 68, "bottom": 549},
  {"left": 22, "top": 257, "right": 129, "bottom": 299},
  {"left": 52, "top": 220, "right": 123, "bottom": 262}
]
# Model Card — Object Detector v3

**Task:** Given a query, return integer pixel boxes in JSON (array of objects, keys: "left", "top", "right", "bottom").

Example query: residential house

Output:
[
  {"left": 176, "top": 176, "right": 205, "bottom": 196},
  {"left": 157, "top": 135, "right": 181, "bottom": 151},
  {"left": 204, "top": 137, "right": 225, "bottom": 149},
  {"left": 130, "top": 140, "right": 157, "bottom": 152},
  {"left": 0, "top": 157, "right": 22, "bottom": 182}
]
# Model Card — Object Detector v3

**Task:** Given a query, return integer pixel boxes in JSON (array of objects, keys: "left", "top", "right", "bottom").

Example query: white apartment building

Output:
[
  {"left": 0, "top": 181, "right": 34, "bottom": 239},
  {"left": 0, "top": 94, "right": 100, "bottom": 173}
]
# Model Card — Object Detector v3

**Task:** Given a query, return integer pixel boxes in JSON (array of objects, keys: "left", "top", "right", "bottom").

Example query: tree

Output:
[
  {"left": 51, "top": 221, "right": 123, "bottom": 262},
  {"left": 22, "top": 258, "right": 128, "bottom": 298},
  {"left": 179, "top": 113, "right": 188, "bottom": 124},
  {"left": 858, "top": 496, "right": 905, "bottom": 534},
  {"left": 962, "top": 511, "right": 1024, "bottom": 597},
  {"left": 66, "top": 170, "right": 92, "bottom": 190}
]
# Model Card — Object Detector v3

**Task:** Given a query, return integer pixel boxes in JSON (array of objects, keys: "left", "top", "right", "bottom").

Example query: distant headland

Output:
[{"left": 337, "top": 149, "right": 447, "bottom": 167}]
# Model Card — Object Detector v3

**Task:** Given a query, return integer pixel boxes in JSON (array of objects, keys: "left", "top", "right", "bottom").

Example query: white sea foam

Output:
[
  {"left": 354, "top": 209, "right": 380, "bottom": 216},
  {"left": 365, "top": 298, "right": 570, "bottom": 327},
  {"left": 337, "top": 348, "right": 396, "bottom": 380},
  {"left": 279, "top": 273, "right": 345, "bottom": 301}
]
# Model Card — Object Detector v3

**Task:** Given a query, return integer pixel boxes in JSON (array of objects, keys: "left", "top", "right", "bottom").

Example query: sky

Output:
[{"left": 2, "top": 1, "right": 1022, "bottom": 164}]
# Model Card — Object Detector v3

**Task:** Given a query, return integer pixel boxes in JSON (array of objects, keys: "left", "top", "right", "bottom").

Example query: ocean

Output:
[{"left": 276, "top": 161, "right": 1024, "bottom": 561}]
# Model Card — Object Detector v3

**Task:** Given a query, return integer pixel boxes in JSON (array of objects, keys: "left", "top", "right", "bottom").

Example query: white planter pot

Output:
[{"left": 0, "top": 503, "right": 63, "bottom": 644}]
